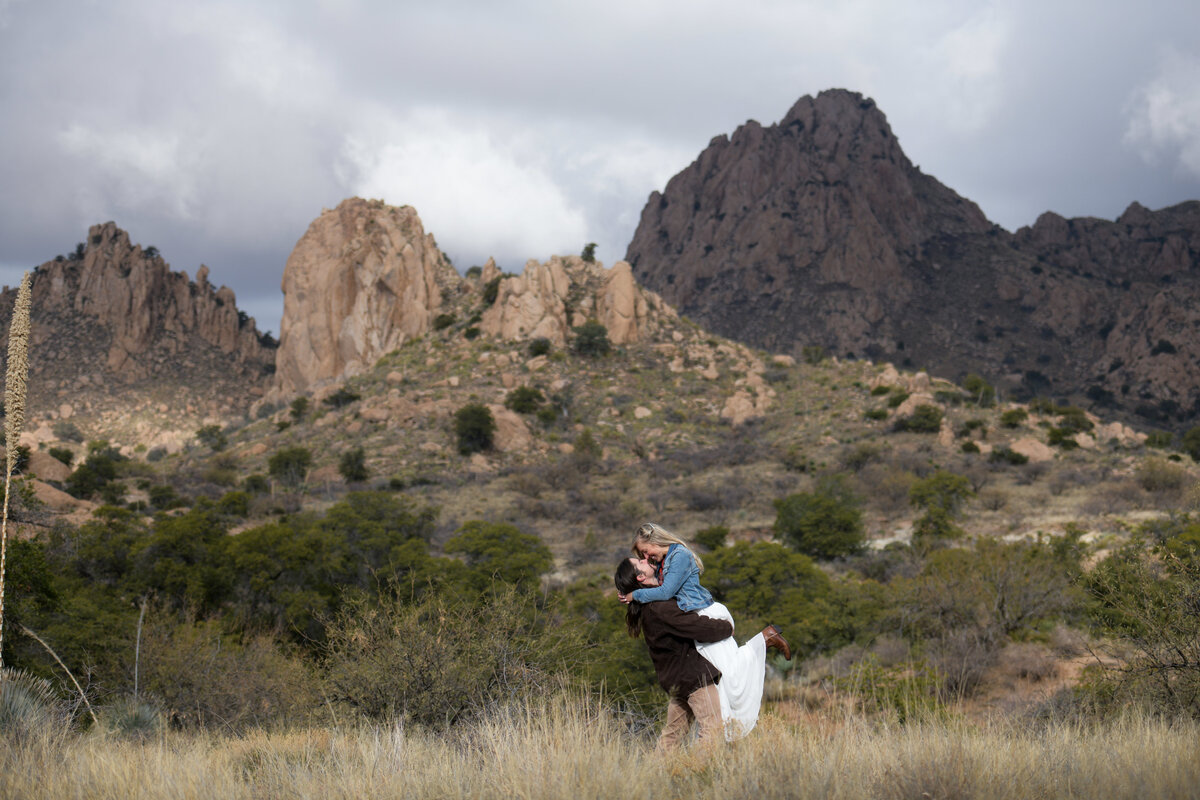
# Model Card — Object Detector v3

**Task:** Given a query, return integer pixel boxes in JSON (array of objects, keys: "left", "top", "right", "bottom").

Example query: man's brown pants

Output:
[{"left": 655, "top": 682, "right": 723, "bottom": 752}]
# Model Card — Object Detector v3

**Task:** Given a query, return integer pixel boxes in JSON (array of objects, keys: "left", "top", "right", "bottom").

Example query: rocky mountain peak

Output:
[{"left": 626, "top": 90, "right": 1200, "bottom": 428}]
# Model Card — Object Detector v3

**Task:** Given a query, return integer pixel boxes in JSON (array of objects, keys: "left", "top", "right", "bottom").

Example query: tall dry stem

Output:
[{"left": 0, "top": 271, "right": 32, "bottom": 671}]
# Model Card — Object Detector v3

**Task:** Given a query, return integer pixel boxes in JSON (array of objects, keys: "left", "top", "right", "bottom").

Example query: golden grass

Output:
[{"left": 4, "top": 698, "right": 1200, "bottom": 799}]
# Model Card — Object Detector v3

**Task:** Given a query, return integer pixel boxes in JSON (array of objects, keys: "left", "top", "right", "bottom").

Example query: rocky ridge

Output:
[
  {"left": 0, "top": 222, "right": 277, "bottom": 454},
  {"left": 625, "top": 89, "right": 1200, "bottom": 429}
]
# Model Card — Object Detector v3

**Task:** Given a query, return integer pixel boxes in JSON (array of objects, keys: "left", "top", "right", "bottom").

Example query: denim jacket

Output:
[{"left": 631, "top": 543, "right": 714, "bottom": 611}]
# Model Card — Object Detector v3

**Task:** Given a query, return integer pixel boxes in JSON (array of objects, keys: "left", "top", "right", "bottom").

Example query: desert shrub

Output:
[
  {"left": 774, "top": 475, "right": 865, "bottom": 559},
  {"left": 1082, "top": 543, "right": 1200, "bottom": 716},
  {"left": 801, "top": 345, "right": 826, "bottom": 365},
  {"left": 962, "top": 374, "right": 996, "bottom": 406},
  {"left": 886, "top": 391, "right": 911, "bottom": 409},
  {"left": 195, "top": 424, "right": 227, "bottom": 452},
  {"left": 454, "top": 403, "right": 496, "bottom": 454},
  {"left": 581, "top": 242, "right": 597, "bottom": 262},
  {"left": 841, "top": 443, "right": 881, "bottom": 472},
  {"left": 323, "top": 387, "right": 361, "bottom": 409},
  {"left": 1136, "top": 457, "right": 1189, "bottom": 495},
  {"left": 136, "top": 613, "right": 316, "bottom": 731},
  {"left": 268, "top": 446, "right": 312, "bottom": 487},
  {"left": 989, "top": 446, "right": 1029, "bottom": 466},
  {"left": 290, "top": 396, "right": 309, "bottom": 422},
  {"left": 870, "top": 385, "right": 892, "bottom": 396},
  {"left": 433, "top": 313, "right": 456, "bottom": 330},
  {"left": 481, "top": 276, "right": 502, "bottom": 306},
  {"left": 955, "top": 418, "right": 986, "bottom": 438},
  {"left": 1145, "top": 430, "right": 1174, "bottom": 448},
  {"left": 322, "top": 587, "right": 578, "bottom": 727},
  {"left": 571, "top": 320, "right": 611, "bottom": 357},
  {"left": 52, "top": 420, "right": 84, "bottom": 442},
  {"left": 527, "top": 337, "right": 552, "bottom": 357},
  {"left": 463, "top": 326, "right": 481, "bottom": 340},
  {"left": 65, "top": 442, "right": 127, "bottom": 499},
  {"left": 47, "top": 446, "right": 73, "bottom": 466},
  {"left": 243, "top": 473, "right": 269, "bottom": 494},
  {"left": 504, "top": 385, "right": 544, "bottom": 414},
  {"left": 1000, "top": 408, "right": 1029, "bottom": 428},
  {"left": 977, "top": 487, "right": 1008, "bottom": 511},
  {"left": 781, "top": 444, "right": 814, "bottom": 472},
  {"left": 864, "top": 407, "right": 888, "bottom": 421},
  {"left": 909, "top": 470, "right": 974, "bottom": 545},
  {"left": 148, "top": 484, "right": 187, "bottom": 510},
  {"left": 835, "top": 655, "right": 943, "bottom": 722},
  {"left": 695, "top": 525, "right": 729, "bottom": 551},
  {"left": 216, "top": 490, "right": 250, "bottom": 517},
  {"left": 1181, "top": 427, "right": 1200, "bottom": 461},
  {"left": 893, "top": 404, "right": 943, "bottom": 434},
  {"left": 339, "top": 447, "right": 369, "bottom": 483},
  {"left": 961, "top": 441, "right": 980, "bottom": 454},
  {"left": 858, "top": 465, "right": 918, "bottom": 513}
]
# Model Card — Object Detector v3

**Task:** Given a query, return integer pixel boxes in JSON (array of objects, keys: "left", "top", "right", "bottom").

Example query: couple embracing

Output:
[{"left": 614, "top": 523, "right": 791, "bottom": 752}]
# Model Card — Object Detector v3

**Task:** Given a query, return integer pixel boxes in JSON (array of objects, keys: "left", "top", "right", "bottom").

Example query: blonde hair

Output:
[{"left": 633, "top": 522, "right": 703, "bottom": 574}]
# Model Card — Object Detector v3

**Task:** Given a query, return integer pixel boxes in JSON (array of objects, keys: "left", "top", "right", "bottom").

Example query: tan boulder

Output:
[
  {"left": 1010, "top": 437, "right": 1055, "bottom": 463},
  {"left": 26, "top": 451, "right": 72, "bottom": 483},
  {"left": 894, "top": 393, "right": 936, "bottom": 417},
  {"left": 488, "top": 405, "right": 533, "bottom": 453},
  {"left": 720, "top": 391, "right": 762, "bottom": 425}
]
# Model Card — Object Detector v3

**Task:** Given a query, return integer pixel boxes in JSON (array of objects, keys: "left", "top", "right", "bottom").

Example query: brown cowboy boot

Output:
[{"left": 762, "top": 624, "right": 792, "bottom": 660}]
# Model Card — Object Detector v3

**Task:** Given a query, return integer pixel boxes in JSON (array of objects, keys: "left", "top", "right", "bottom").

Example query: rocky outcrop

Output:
[
  {"left": 626, "top": 89, "right": 1200, "bottom": 428},
  {"left": 478, "top": 255, "right": 675, "bottom": 346},
  {"left": 274, "top": 198, "right": 461, "bottom": 395},
  {"left": 0, "top": 222, "right": 276, "bottom": 439}
]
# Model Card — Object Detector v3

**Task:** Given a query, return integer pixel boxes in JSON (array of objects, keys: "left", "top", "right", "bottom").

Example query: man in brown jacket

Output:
[{"left": 614, "top": 556, "right": 735, "bottom": 751}]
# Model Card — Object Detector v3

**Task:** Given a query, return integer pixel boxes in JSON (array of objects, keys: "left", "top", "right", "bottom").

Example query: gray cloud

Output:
[{"left": 2, "top": 0, "right": 1198, "bottom": 338}]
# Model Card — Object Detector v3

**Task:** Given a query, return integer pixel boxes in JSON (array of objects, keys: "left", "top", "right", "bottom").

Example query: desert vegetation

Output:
[{"left": 6, "top": 277, "right": 1200, "bottom": 796}]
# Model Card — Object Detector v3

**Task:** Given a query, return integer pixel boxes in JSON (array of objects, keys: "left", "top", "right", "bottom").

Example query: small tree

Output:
[
  {"left": 572, "top": 320, "right": 610, "bottom": 357},
  {"left": 268, "top": 446, "right": 312, "bottom": 488},
  {"left": 909, "top": 470, "right": 974, "bottom": 545},
  {"left": 773, "top": 477, "right": 864, "bottom": 560},
  {"left": 290, "top": 396, "right": 309, "bottom": 422},
  {"left": 195, "top": 425, "right": 227, "bottom": 452},
  {"left": 894, "top": 404, "right": 944, "bottom": 433},
  {"left": 581, "top": 242, "right": 597, "bottom": 263},
  {"left": 504, "top": 386, "right": 544, "bottom": 414},
  {"left": 454, "top": 404, "right": 496, "bottom": 455},
  {"left": 339, "top": 447, "right": 369, "bottom": 483}
]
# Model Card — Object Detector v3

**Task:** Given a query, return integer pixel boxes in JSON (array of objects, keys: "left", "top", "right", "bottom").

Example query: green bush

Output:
[
  {"left": 149, "top": 484, "right": 187, "bottom": 510},
  {"left": 572, "top": 320, "right": 611, "bottom": 357},
  {"left": 443, "top": 521, "right": 552, "bottom": 594},
  {"left": 243, "top": 473, "right": 269, "bottom": 494},
  {"left": 961, "top": 441, "right": 980, "bottom": 454},
  {"left": 1145, "top": 430, "right": 1173, "bottom": 448},
  {"left": 894, "top": 404, "right": 943, "bottom": 433},
  {"left": 528, "top": 337, "right": 552, "bottom": 357},
  {"left": 505, "top": 385, "right": 544, "bottom": 414},
  {"left": 581, "top": 242, "right": 597, "bottom": 263},
  {"left": 481, "top": 277, "right": 502, "bottom": 306},
  {"left": 909, "top": 470, "right": 974, "bottom": 545},
  {"left": 323, "top": 387, "right": 361, "bottom": 409},
  {"left": 801, "top": 345, "right": 826, "bottom": 365},
  {"left": 1182, "top": 427, "right": 1200, "bottom": 461},
  {"left": 290, "top": 396, "right": 309, "bottom": 422},
  {"left": 962, "top": 374, "right": 996, "bottom": 407},
  {"left": 463, "top": 326, "right": 481, "bottom": 340},
  {"left": 433, "top": 313, "right": 456, "bottom": 330},
  {"left": 988, "top": 446, "right": 1029, "bottom": 466},
  {"left": 695, "top": 525, "right": 729, "bottom": 551},
  {"left": 864, "top": 408, "right": 889, "bottom": 421},
  {"left": 339, "top": 447, "right": 369, "bottom": 483},
  {"left": 1000, "top": 408, "right": 1029, "bottom": 428},
  {"left": 268, "top": 446, "right": 312, "bottom": 487},
  {"left": 454, "top": 404, "right": 496, "bottom": 454},
  {"left": 886, "top": 391, "right": 911, "bottom": 408},
  {"left": 195, "top": 425, "right": 227, "bottom": 452},
  {"left": 774, "top": 476, "right": 864, "bottom": 559},
  {"left": 47, "top": 446, "right": 73, "bottom": 466},
  {"left": 53, "top": 420, "right": 84, "bottom": 443}
]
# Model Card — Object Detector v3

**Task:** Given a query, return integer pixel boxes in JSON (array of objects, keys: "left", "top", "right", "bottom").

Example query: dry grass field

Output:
[{"left": 4, "top": 696, "right": 1200, "bottom": 800}]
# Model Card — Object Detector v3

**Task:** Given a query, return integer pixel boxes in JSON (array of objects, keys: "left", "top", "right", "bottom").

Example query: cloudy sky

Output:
[{"left": 2, "top": 0, "right": 1198, "bottom": 337}]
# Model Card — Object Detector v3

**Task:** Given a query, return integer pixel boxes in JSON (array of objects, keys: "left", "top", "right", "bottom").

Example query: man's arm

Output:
[{"left": 650, "top": 603, "right": 733, "bottom": 643}]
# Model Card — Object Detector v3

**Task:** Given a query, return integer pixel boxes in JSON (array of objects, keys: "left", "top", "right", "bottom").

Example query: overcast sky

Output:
[{"left": 2, "top": 0, "right": 1198, "bottom": 338}]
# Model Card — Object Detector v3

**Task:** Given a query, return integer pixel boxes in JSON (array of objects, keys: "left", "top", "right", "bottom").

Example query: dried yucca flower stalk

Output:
[{"left": 0, "top": 271, "right": 32, "bottom": 670}]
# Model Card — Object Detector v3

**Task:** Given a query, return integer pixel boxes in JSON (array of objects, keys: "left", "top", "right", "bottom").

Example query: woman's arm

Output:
[{"left": 631, "top": 549, "right": 689, "bottom": 603}]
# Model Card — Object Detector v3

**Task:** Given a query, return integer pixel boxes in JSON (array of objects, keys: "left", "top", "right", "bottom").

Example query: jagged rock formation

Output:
[
  {"left": 0, "top": 222, "right": 276, "bottom": 448},
  {"left": 479, "top": 255, "right": 675, "bottom": 346},
  {"left": 273, "top": 198, "right": 461, "bottom": 396},
  {"left": 626, "top": 89, "right": 1200, "bottom": 428}
]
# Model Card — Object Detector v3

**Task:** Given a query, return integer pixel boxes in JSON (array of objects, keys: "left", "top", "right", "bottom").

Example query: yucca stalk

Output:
[{"left": 0, "top": 272, "right": 33, "bottom": 671}]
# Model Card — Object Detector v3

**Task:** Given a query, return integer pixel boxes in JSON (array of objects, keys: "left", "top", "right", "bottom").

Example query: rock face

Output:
[
  {"left": 479, "top": 255, "right": 675, "bottom": 346},
  {"left": 626, "top": 89, "right": 1200, "bottom": 428},
  {"left": 274, "top": 198, "right": 460, "bottom": 395},
  {"left": 0, "top": 222, "right": 276, "bottom": 435}
]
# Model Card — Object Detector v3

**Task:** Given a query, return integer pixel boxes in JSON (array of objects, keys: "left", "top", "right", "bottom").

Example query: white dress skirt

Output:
[{"left": 695, "top": 602, "right": 766, "bottom": 740}]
